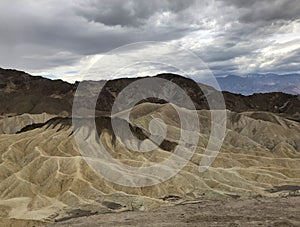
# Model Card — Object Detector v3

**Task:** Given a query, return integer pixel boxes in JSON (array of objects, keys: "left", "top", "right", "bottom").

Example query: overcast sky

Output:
[{"left": 0, "top": 0, "right": 299, "bottom": 82}]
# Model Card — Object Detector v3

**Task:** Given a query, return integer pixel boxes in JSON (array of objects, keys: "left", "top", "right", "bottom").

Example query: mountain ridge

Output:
[
  {"left": 0, "top": 68, "right": 299, "bottom": 122},
  {"left": 216, "top": 73, "right": 300, "bottom": 95}
]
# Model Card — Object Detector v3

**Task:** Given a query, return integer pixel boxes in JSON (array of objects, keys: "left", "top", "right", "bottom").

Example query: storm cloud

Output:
[{"left": 0, "top": 0, "right": 299, "bottom": 81}]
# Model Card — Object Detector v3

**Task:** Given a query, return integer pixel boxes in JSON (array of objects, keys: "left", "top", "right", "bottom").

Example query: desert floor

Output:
[{"left": 47, "top": 196, "right": 300, "bottom": 227}]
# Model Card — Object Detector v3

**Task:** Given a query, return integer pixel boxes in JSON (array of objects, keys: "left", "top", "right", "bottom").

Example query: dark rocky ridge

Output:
[
  {"left": 0, "top": 68, "right": 299, "bottom": 121},
  {"left": 0, "top": 68, "right": 74, "bottom": 115}
]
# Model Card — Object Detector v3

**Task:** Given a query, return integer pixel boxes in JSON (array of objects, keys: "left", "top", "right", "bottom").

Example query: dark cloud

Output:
[
  {"left": 0, "top": 0, "right": 200, "bottom": 71},
  {"left": 196, "top": 39, "right": 261, "bottom": 62},
  {"left": 269, "top": 46, "right": 300, "bottom": 72},
  {"left": 230, "top": 0, "right": 300, "bottom": 23},
  {"left": 0, "top": 0, "right": 299, "bottom": 78},
  {"left": 75, "top": 0, "right": 195, "bottom": 27}
]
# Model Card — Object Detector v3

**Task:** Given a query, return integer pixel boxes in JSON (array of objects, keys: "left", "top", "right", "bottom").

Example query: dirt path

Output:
[{"left": 47, "top": 196, "right": 300, "bottom": 227}]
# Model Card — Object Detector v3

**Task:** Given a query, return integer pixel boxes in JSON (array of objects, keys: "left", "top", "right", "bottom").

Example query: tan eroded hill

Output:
[{"left": 0, "top": 103, "right": 299, "bottom": 225}]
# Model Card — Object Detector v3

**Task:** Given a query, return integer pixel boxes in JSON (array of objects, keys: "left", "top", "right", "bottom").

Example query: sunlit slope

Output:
[{"left": 0, "top": 103, "right": 299, "bottom": 223}]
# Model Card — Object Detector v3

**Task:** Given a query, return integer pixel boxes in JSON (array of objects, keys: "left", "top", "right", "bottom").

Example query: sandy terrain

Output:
[
  {"left": 48, "top": 196, "right": 300, "bottom": 227},
  {"left": 0, "top": 105, "right": 299, "bottom": 225}
]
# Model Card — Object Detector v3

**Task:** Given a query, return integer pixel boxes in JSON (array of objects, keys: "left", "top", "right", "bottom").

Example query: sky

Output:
[{"left": 0, "top": 0, "right": 299, "bottom": 82}]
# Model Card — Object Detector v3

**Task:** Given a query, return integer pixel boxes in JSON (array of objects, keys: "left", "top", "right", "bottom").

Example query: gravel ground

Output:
[{"left": 47, "top": 196, "right": 300, "bottom": 227}]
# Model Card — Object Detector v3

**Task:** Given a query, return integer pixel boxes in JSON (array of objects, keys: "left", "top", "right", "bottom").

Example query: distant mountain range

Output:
[
  {"left": 0, "top": 68, "right": 299, "bottom": 122},
  {"left": 216, "top": 74, "right": 300, "bottom": 95}
]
